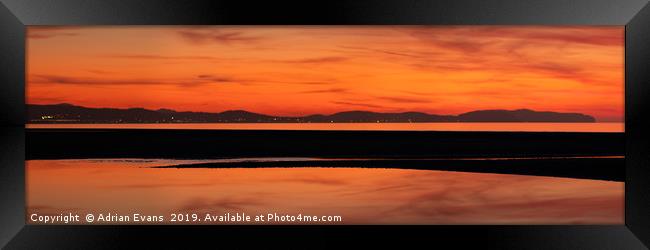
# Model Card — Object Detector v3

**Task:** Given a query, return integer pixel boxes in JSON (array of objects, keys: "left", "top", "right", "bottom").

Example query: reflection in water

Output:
[
  {"left": 26, "top": 159, "right": 623, "bottom": 224},
  {"left": 26, "top": 122, "right": 624, "bottom": 132}
]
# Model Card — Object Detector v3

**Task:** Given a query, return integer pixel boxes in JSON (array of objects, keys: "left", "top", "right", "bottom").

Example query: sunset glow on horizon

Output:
[{"left": 27, "top": 26, "right": 624, "bottom": 122}]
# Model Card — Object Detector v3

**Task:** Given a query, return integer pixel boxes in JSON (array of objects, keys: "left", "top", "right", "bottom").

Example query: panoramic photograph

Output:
[{"left": 25, "top": 26, "right": 624, "bottom": 224}]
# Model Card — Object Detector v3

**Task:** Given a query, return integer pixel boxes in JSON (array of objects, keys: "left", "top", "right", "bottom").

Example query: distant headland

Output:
[{"left": 27, "top": 103, "right": 596, "bottom": 123}]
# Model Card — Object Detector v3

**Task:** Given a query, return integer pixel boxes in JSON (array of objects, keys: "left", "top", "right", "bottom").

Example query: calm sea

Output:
[
  {"left": 26, "top": 159, "right": 623, "bottom": 225},
  {"left": 26, "top": 122, "right": 624, "bottom": 132}
]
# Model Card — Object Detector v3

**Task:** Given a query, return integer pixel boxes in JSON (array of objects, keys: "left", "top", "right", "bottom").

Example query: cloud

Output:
[
  {"left": 278, "top": 56, "right": 349, "bottom": 64},
  {"left": 300, "top": 88, "right": 348, "bottom": 94},
  {"left": 407, "top": 26, "right": 622, "bottom": 48},
  {"left": 28, "top": 27, "right": 80, "bottom": 39},
  {"left": 524, "top": 29, "right": 623, "bottom": 47},
  {"left": 30, "top": 73, "right": 340, "bottom": 88},
  {"left": 101, "top": 182, "right": 214, "bottom": 189},
  {"left": 376, "top": 96, "right": 431, "bottom": 103},
  {"left": 176, "top": 28, "right": 261, "bottom": 45},
  {"left": 102, "top": 54, "right": 219, "bottom": 60},
  {"left": 399, "top": 27, "right": 619, "bottom": 84},
  {"left": 338, "top": 45, "right": 435, "bottom": 59},
  {"left": 408, "top": 28, "right": 495, "bottom": 54},
  {"left": 85, "top": 69, "right": 114, "bottom": 75},
  {"left": 331, "top": 101, "right": 385, "bottom": 109},
  {"left": 29, "top": 74, "right": 242, "bottom": 86},
  {"left": 524, "top": 62, "right": 583, "bottom": 77},
  {"left": 290, "top": 81, "right": 336, "bottom": 85},
  {"left": 195, "top": 74, "right": 236, "bottom": 83},
  {"left": 431, "top": 39, "right": 493, "bottom": 54}
]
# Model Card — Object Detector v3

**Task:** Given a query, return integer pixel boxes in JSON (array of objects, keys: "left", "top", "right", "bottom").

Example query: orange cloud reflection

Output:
[{"left": 26, "top": 159, "right": 623, "bottom": 224}]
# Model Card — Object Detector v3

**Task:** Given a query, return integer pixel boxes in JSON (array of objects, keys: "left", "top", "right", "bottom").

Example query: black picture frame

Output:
[{"left": 1, "top": 0, "right": 649, "bottom": 248}]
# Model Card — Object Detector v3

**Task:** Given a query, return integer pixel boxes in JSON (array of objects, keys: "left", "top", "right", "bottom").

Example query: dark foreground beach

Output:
[
  {"left": 26, "top": 129, "right": 625, "bottom": 181},
  {"left": 153, "top": 157, "right": 624, "bottom": 182},
  {"left": 27, "top": 129, "right": 623, "bottom": 158}
]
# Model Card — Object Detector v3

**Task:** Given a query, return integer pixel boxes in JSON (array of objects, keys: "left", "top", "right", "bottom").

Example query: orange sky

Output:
[{"left": 26, "top": 26, "right": 624, "bottom": 121}]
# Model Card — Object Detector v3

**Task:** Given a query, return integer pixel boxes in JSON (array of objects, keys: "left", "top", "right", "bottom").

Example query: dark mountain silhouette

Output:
[
  {"left": 303, "top": 111, "right": 455, "bottom": 122},
  {"left": 27, "top": 103, "right": 596, "bottom": 123},
  {"left": 457, "top": 109, "right": 596, "bottom": 122}
]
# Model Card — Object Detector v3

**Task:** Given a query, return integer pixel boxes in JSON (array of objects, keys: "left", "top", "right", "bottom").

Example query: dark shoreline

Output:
[
  {"left": 152, "top": 158, "right": 624, "bottom": 182},
  {"left": 27, "top": 129, "right": 624, "bottom": 159},
  {"left": 26, "top": 129, "right": 625, "bottom": 181}
]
